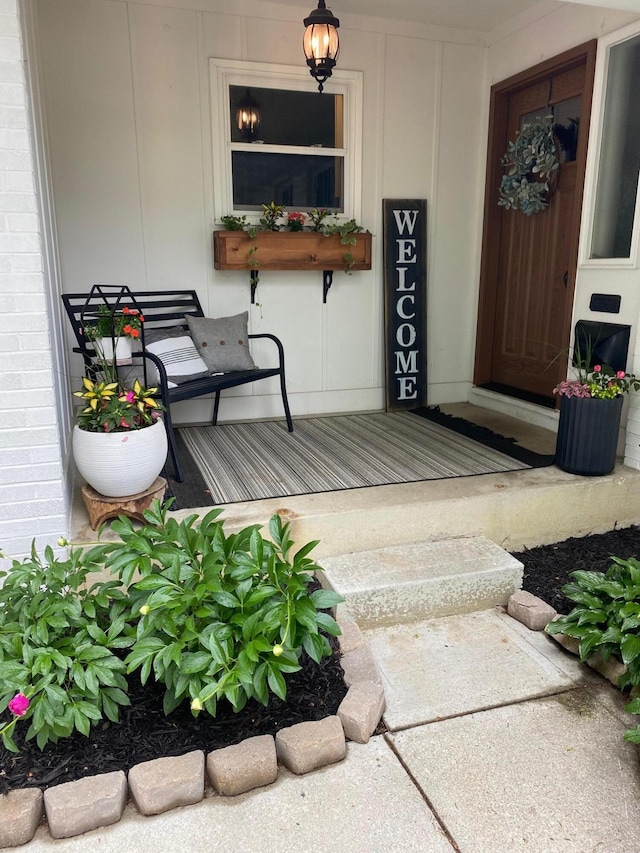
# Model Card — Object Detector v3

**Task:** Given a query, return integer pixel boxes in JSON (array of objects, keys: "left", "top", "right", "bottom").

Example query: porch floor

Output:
[{"left": 70, "top": 404, "right": 638, "bottom": 555}]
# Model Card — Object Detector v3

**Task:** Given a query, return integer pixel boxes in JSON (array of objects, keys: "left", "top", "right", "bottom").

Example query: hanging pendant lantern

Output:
[
  {"left": 303, "top": 0, "right": 340, "bottom": 93},
  {"left": 235, "top": 88, "right": 261, "bottom": 142}
]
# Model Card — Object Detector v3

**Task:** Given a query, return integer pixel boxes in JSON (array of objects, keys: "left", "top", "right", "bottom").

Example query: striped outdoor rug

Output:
[{"left": 178, "top": 411, "right": 530, "bottom": 505}]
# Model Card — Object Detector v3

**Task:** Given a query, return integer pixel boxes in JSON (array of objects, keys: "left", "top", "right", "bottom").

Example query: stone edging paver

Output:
[
  {"left": 0, "top": 609, "right": 385, "bottom": 849},
  {"left": 506, "top": 588, "right": 627, "bottom": 688}
]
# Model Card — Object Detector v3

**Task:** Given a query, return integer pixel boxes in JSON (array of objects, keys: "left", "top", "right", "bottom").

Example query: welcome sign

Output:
[{"left": 383, "top": 199, "right": 427, "bottom": 411}]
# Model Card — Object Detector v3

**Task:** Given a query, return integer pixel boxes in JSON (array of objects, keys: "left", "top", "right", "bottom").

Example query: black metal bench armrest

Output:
[
  {"left": 129, "top": 350, "right": 172, "bottom": 400},
  {"left": 248, "top": 332, "right": 287, "bottom": 372}
]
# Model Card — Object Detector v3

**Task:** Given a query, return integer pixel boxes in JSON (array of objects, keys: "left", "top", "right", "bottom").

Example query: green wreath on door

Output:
[{"left": 498, "top": 115, "right": 559, "bottom": 216}]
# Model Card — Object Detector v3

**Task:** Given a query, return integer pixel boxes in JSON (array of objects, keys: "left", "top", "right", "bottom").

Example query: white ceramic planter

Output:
[
  {"left": 94, "top": 336, "right": 133, "bottom": 365},
  {"left": 73, "top": 419, "right": 168, "bottom": 497}
]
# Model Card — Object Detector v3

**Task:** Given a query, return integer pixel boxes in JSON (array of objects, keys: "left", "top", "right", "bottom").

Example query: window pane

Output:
[
  {"left": 229, "top": 86, "right": 343, "bottom": 147},
  {"left": 591, "top": 35, "right": 640, "bottom": 259},
  {"left": 553, "top": 96, "right": 581, "bottom": 164},
  {"left": 520, "top": 96, "right": 581, "bottom": 165},
  {"left": 232, "top": 151, "right": 343, "bottom": 209}
]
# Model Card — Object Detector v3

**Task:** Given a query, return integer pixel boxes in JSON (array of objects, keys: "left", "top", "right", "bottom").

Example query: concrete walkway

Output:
[{"left": 12, "top": 607, "right": 640, "bottom": 853}]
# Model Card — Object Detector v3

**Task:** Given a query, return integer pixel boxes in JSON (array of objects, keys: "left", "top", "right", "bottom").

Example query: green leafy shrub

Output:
[
  {"left": 624, "top": 698, "right": 640, "bottom": 743},
  {"left": 546, "top": 557, "right": 640, "bottom": 690},
  {"left": 0, "top": 544, "right": 133, "bottom": 752},
  {"left": 104, "top": 501, "right": 342, "bottom": 717},
  {"left": 546, "top": 556, "right": 640, "bottom": 743},
  {"left": 0, "top": 502, "right": 343, "bottom": 752}
]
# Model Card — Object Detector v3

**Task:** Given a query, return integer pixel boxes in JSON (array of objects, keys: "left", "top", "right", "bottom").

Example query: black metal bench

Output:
[{"left": 62, "top": 286, "right": 293, "bottom": 482}]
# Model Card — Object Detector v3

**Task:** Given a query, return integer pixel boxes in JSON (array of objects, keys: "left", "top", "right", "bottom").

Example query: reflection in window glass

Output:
[
  {"left": 520, "top": 96, "right": 581, "bottom": 165},
  {"left": 591, "top": 35, "right": 640, "bottom": 259},
  {"left": 553, "top": 96, "right": 581, "bottom": 164},
  {"left": 232, "top": 152, "right": 343, "bottom": 210},
  {"left": 229, "top": 86, "right": 343, "bottom": 148}
]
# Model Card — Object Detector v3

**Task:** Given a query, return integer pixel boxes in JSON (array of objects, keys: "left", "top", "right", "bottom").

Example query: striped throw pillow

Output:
[{"left": 145, "top": 335, "right": 209, "bottom": 386}]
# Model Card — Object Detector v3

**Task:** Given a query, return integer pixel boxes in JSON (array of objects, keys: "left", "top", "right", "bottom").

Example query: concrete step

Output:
[{"left": 319, "top": 535, "right": 523, "bottom": 627}]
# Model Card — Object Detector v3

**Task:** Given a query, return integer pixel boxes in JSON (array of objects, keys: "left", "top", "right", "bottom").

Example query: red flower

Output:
[
  {"left": 617, "top": 370, "right": 626, "bottom": 379},
  {"left": 593, "top": 364, "right": 602, "bottom": 372}
]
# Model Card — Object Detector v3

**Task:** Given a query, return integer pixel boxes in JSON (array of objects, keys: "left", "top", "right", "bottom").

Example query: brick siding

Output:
[{"left": 0, "top": 1, "right": 68, "bottom": 563}]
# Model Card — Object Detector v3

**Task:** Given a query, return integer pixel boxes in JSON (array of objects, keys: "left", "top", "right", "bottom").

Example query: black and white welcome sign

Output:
[{"left": 383, "top": 199, "right": 427, "bottom": 411}]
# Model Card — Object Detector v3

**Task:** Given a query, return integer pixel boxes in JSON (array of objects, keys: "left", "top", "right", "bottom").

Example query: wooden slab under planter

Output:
[{"left": 213, "top": 230, "right": 372, "bottom": 272}]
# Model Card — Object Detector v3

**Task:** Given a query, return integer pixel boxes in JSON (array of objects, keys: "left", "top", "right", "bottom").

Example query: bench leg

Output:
[
  {"left": 279, "top": 371, "right": 294, "bottom": 432},
  {"left": 212, "top": 391, "right": 221, "bottom": 426},
  {"left": 162, "top": 406, "right": 184, "bottom": 482}
]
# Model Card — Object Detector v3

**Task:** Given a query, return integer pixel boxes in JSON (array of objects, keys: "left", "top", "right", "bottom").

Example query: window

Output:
[
  {"left": 210, "top": 59, "right": 362, "bottom": 222},
  {"left": 590, "top": 33, "right": 640, "bottom": 260}
]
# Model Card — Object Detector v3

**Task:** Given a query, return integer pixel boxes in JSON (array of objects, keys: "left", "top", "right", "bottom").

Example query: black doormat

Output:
[
  {"left": 412, "top": 405, "right": 555, "bottom": 468},
  {"left": 161, "top": 431, "right": 215, "bottom": 511},
  {"left": 476, "top": 381, "right": 556, "bottom": 409}
]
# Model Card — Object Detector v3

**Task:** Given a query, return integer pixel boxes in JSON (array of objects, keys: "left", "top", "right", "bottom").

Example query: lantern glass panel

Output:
[{"left": 303, "top": 24, "right": 339, "bottom": 63}]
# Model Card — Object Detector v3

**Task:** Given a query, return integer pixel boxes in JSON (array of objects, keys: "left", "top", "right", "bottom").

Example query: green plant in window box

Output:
[
  {"left": 259, "top": 201, "right": 286, "bottom": 231},
  {"left": 287, "top": 211, "right": 306, "bottom": 232},
  {"left": 321, "top": 216, "right": 365, "bottom": 272},
  {"left": 217, "top": 204, "right": 368, "bottom": 283},
  {"left": 220, "top": 214, "right": 250, "bottom": 231},
  {"left": 308, "top": 207, "right": 331, "bottom": 231}
]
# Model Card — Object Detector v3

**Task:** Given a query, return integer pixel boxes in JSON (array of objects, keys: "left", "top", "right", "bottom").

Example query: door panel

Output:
[{"left": 475, "top": 43, "right": 597, "bottom": 407}]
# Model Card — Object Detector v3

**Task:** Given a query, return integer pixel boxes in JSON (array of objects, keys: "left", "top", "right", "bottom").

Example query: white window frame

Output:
[
  {"left": 580, "top": 21, "right": 640, "bottom": 269},
  {"left": 210, "top": 58, "right": 363, "bottom": 224}
]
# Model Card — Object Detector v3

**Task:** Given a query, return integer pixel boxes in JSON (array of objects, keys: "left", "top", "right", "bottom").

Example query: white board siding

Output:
[
  {"left": 35, "top": 0, "right": 146, "bottom": 292},
  {"left": 33, "top": 0, "right": 490, "bottom": 423}
]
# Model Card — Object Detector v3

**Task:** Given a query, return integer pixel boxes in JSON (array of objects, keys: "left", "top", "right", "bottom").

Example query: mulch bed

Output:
[
  {"left": 0, "top": 636, "right": 348, "bottom": 795},
  {"left": 515, "top": 524, "right": 640, "bottom": 614},
  {"left": 4, "top": 525, "right": 640, "bottom": 796}
]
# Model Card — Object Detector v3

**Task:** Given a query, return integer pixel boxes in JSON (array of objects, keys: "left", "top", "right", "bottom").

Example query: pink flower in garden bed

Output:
[{"left": 8, "top": 693, "right": 30, "bottom": 717}]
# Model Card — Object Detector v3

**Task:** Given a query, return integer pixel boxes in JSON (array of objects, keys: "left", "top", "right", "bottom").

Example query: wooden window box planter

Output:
[{"left": 213, "top": 230, "right": 372, "bottom": 302}]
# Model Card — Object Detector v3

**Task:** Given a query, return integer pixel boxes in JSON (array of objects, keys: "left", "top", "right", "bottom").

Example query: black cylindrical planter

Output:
[{"left": 555, "top": 395, "right": 623, "bottom": 476}]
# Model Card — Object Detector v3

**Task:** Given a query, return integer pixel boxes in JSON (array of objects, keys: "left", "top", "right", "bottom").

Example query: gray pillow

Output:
[{"left": 185, "top": 312, "right": 256, "bottom": 373}]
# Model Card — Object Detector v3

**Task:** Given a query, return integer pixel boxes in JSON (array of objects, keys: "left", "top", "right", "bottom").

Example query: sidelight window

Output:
[{"left": 590, "top": 33, "right": 640, "bottom": 260}]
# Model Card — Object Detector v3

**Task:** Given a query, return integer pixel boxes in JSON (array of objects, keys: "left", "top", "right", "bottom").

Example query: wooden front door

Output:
[{"left": 475, "top": 42, "right": 597, "bottom": 407}]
